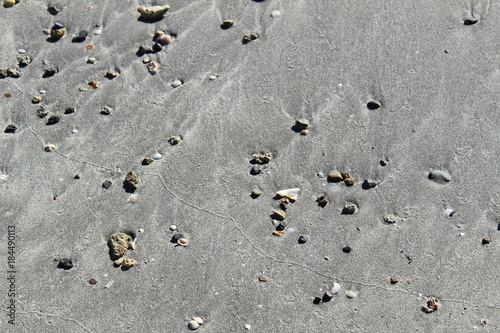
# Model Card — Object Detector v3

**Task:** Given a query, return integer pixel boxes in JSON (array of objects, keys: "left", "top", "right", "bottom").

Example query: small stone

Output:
[
  {"left": 209, "top": 75, "right": 218, "bottom": 81},
  {"left": 142, "top": 157, "right": 154, "bottom": 165},
  {"left": 65, "top": 107, "right": 75, "bottom": 114},
  {"left": 18, "top": 48, "right": 26, "bottom": 54},
  {"left": 100, "top": 105, "right": 113, "bottom": 115},
  {"left": 88, "top": 278, "right": 98, "bottom": 285},
  {"left": 46, "top": 115, "right": 60, "bottom": 125},
  {"left": 443, "top": 208, "right": 455, "bottom": 218},
  {"left": 275, "top": 221, "right": 287, "bottom": 231},
  {"left": 482, "top": 237, "right": 491, "bottom": 245},
  {"left": 171, "top": 232, "right": 184, "bottom": 242},
  {"left": 32, "top": 96, "right": 42, "bottom": 103},
  {"left": 251, "top": 188, "right": 262, "bottom": 198},
  {"left": 367, "top": 100, "right": 381, "bottom": 110},
  {"left": 39, "top": 89, "right": 46, "bottom": 94},
  {"left": 47, "top": 6, "right": 60, "bottom": 15},
  {"left": 4, "top": 0, "right": 16, "bottom": 7},
  {"left": 362, "top": 179, "right": 378, "bottom": 189},
  {"left": 168, "top": 135, "right": 183, "bottom": 145},
  {"left": 272, "top": 209, "right": 286, "bottom": 221},
  {"left": 4, "top": 92, "right": 12, "bottom": 97},
  {"left": 271, "top": 10, "right": 281, "bottom": 17},
  {"left": 344, "top": 177, "right": 356, "bottom": 186},
  {"left": 220, "top": 19, "right": 234, "bottom": 29},
  {"left": 139, "top": 5, "right": 170, "bottom": 20},
  {"left": 464, "top": 18, "right": 478, "bottom": 26},
  {"left": 383, "top": 214, "right": 398, "bottom": 224},
  {"left": 295, "top": 118, "right": 309, "bottom": 128},
  {"left": 342, "top": 202, "right": 358, "bottom": 214},
  {"left": 346, "top": 290, "right": 357, "bottom": 298},
  {"left": 272, "top": 230, "right": 285, "bottom": 237},
  {"left": 242, "top": 33, "right": 259, "bottom": 44},
  {"left": 342, "top": 246, "right": 352, "bottom": 253},
  {"left": 86, "top": 44, "right": 94, "bottom": 50},
  {"left": 322, "top": 291, "right": 334, "bottom": 302},
  {"left": 43, "top": 67, "right": 57, "bottom": 78},
  {"left": 105, "top": 71, "right": 118, "bottom": 79},
  {"left": 423, "top": 297, "right": 439, "bottom": 313},
  {"left": 313, "top": 296, "right": 322, "bottom": 304},
  {"left": 244, "top": 324, "right": 251, "bottom": 330},
  {"left": 109, "top": 233, "right": 134, "bottom": 260},
  {"left": 44, "top": 144, "right": 57, "bottom": 152},
  {"left": 17, "top": 55, "right": 31, "bottom": 67},
  {"left": 74, "top": 174, "right": 80, "bottom": 179},
  {"left": 252, "top": 152, "right": 273, "bottom": 164},
  {"left": 169, "top": 224, "right": 177, "bottom": 231},
  {"left": 156, "top": 34, "right": 172, "bottom": 45},
  {"left": 327, "top": 171, "right": 343, "bottom": 182},
  {"left": 71, "top": 128, "right": 78, "bottom": 134},
  {"left": 317, "top": 171, "right": 325, "bottom": 178},
  {"left": 428, "top": 170, "right": 451, "bottom": 184},
  {"left": 50, "top": 26, "right": 65, "bottom": 40},
  {"left": 188, "top": 320, "right": 200, "bottom": 330},
  {"left": 37, "top": 107, "right": 49, "bottom": 118},
  {"left": 316, "top": 195, "right": 329, "bottom": 207},
  {"left": 6, "top": 67, "right": 21, "bottom": 78},
  {"left": 72, "top": 30, "right": 88, "bottom": 43},
  {"left": 171, "top": 80, "right": 182, "bottom": 88},
  {"left": 258, "top": 275, "right": 269, "bottom": 282},
  {"left": 89, "top": 81, "right": 99, "bottom": 89},
  {"left": 4, "top": 124, "right": 17, "bottom": 133},
  {"left": 250, "top": 165, "right": 261, "bottom": 175},
  {"left": 147, "top": 61, "right": 160, "bottom": 75},
  {"left": 390, "top": 277, "right": 399, "bottom": 284},
  {"left": 192, "top": 316, "right": 203, "bottom": 325},
  {"left": 93, "top": 29, "right": 102, "bottom": 35},
  {"left": 153, "top": 153, "right": 162, "bottom": 160},
  {"left": 87, "top": 57, "right": 97, "bottom": 64},
  {"left": 121, "top": 257, "right": 137, "bottom": 268},
  {"left": 300, "top": 129, "right": 309, "bottom": 135},
  {"left": 57, "top": 258, "right": 73, "bottom": 270},
  {"left": 54, "top": 21, "right": 64, "bottom": 29},
  {"left": 152, "top": 43, "right": 162, "bottom": 52},
  {"left": 298, "top": 235, "right": 309, "bottom": 244},
  {"left": 102, "top": 180, "right": 112, "bottom": 189},
  {"left": 124, "top": 171, "right": 139, "bottom": 191}
]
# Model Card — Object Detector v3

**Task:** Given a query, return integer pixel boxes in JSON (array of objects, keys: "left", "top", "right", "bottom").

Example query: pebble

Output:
[
  {"left": 43, "top": 68, "right": 57, "bottom": 78},
  {"left": 88, "top": 278, "right": 98, "bottom": 285},
  {"left": 327, "top": 171, "right": 343, "bottom": 182},
  {"left": 87, "top": 57, "right": 97, "bottom": 64},
  {"left": 168, "top": 135, "right": 183, "bottom": 145},
  {"left": 57, "top": 258, "right": 73, "bottom": 270},
  {"left": 192, "top": 317, "right": 204, "bottom": 325},
  {"left": 298, "top": 235, "right": 309, "bottom": 244},
  {"left": 331, "top": 283, "right": 341, "bottom": 294},
  {"left": 4, "top": 124, "right": 17, "bottom": 133},
  {"left": 342, "top": 246, "right": 352, "bottom": 253},
  {"left": 124, "top": 171, "right": 139, "bottom": 191},
  {"left": 47, "top": 115, "right": 60, "bottom": 125},
  {"left": 102, "top": 180, "right": 112, "bottom": 189},
  {"left": 71, "top": 128, "right": 78, "bottom": 134},
  {"left": 482, "top": 237, "right": 491, "bottom": 245},
  {"left": 316, "top": 195, "right": 329, "bottom": 207},
  {"left": 172, "top": 232, "right": 184, "bottom": 241},
  {"left": 18, "top": 48, "right": 26, "bottom": 54},
  {"left": 89, "top": 81, "right": 99, "bottom": 89},
  {"left": 93, "top": 29, "right": 102, "bottom": 35},
  {"left": 272, "top": 209, "right": 286, "bottom": 221},
  {"left": 322, "top": 291, "right": 334, "bottom": 302},
  {"left": 72, "top": 30, "right": 88, "bottom": 43},
  {"left": 251, "top": 188, "right": 262, "bottom": 198},
  {"left": 242, "top": 33, "right": 259, "bottom": 44},
  {"left": 244, "top": 324, "right": 251, "bottom": 330},
  {"left": 317, "top": 171, "right": 325, "bottom": 178},
  {"left": 39, "top": 89, "right": 46, "bottom": 94},
  {"left": 383, "top": 214, "right": 398, "bottom": 224},
  {"left": 258, "top": 275, "right": 269, "bottom": 282},
  {"left": 390, "top": 277, "right": 399, "bottom": 284},
  {"left": 362, "top": 179, "right": 378, "bottom": 189},
  {"left": 459, "top": 232, "right": 465, "bottom": 237},
  {"left": 4, "top": 0, "right": 16, "bottom": 7},
  {"left": 271, "top": 10, "right": 281, "bottom": 17},
  {"left": 443, "top": 208, "right": 455, "bottom": 218},
  {"left": 345, "top": 290, "right": 357, "bottom": 298},
  {"left": 209, "top": 75, "right": 218, "bottom": 81},
  {"left": 32, "top": 96, "right": 42, "bottom": 103},
  {"left": 100, "top": 106, "right": 113, "bottom": 115},
  {"left": 37, "top": 107, "right": 48, "bottom": 118},
  {"left": 65, "top": 107, "right": 75, "bottom": 114},
  {"left": 47, "top": 6, "right": 60, "bottom": 15},
  {"left": 18, "top": 55, "right": 31, "bottom": 67},
  {"left": 344, "top": 177, "right": 356, "bottom": 186},
  {"left": 171, "top": 80, "right": 183, "bottom": 88},
  {"left": 342, "top": 202, "right": 358, "bottom": 214},
  {"left": 142, "top": 157, "right": 153, "bottom": 165},
  {"left": 295, "top": 118, "right": 310, "bottom": 128},
  {"left": 220, "top": 19, "right": 234, "bottom": 29},
  {"left": 153, "top": 152, "right": 162, "bottom": 160},
  {"left": 428, "top": 170, "right": 451, "bottom": 184},
  {"left": 50, "top": 26, "right": 65, "bottom": 40},
  {"left": 169, "top": 225, "right": 177, "bottom": 231},
  {"left": 147, "top": 61, "right": 160, "bottom": 75},
  {"left": 138, "top": 5, "right": 170, "bottom": 20},
  {"left": 250, "top": 165, "right": 261, "bottom": 175},
  {"left": 367, "top": 100, "right": 381, "bottom": 110},
  {"left": 156, "top": 34, "right": 172, "bottom": 45},
  {"left": 188, "top": 320, "right": 199, "bottom": 330}
]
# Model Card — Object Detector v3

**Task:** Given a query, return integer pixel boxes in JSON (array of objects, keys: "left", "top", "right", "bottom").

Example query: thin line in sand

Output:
[{"left": 18, "top": 311, "right": 94, "bottom": 333}]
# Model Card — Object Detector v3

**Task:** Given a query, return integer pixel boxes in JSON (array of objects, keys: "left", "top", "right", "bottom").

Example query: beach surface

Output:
[{"left": 1, "top": 1, "right": 499, "bottom": 332}]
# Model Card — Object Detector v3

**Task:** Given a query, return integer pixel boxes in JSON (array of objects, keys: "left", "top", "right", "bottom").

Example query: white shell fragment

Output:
[
  {"left": 188, "top": 320, "right": 199, "bottom": 330},
  {"left": 443, "top": 208, "right": 455, "bottom": 218},
  {"left": 244, "top": 324, "right": 251, "bottom": 330},
  {"left": 169, "top": 224, "right": 177, "bottom": 231},
  {"left": 331, "top": 283, "right": 341, "bottom": 294},
  {"left": 276, "top": 188, "right": 300, "bottom": 201},
  {"left": 192, "top": 316, "right": 203, "bottom": 325},
  {"left": 346, "top": 290, "right": 357, "bottom": 298},
  {"left": 153, "top": 152, "right": 162, "bottom": 160}
]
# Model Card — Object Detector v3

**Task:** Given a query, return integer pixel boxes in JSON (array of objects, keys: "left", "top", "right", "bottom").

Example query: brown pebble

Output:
[
  {"left": 86, "top": 44, "right": 94, "bottom": 50},
  {"left": 316, "top": 195, "right": 329, "bottom": 207},
  {"left": 88, "top": 81, "right": 99, "bottom": 89},
  {"left": 424, "top": 297, "right": 439, "bottom": 313},
  {"left": 327, "top": 171, "right": 343, "bottom": 182},
  {"left": 482, "top": 237, "right": 491, "bottom": 245},
  {"left": 89, "top": 278, "right": 98, "bottom": 285},
  {"left": 50, "top": 27, "right": 65, "bottom": 39},
  {"left": 272, "top": 209, "right": 286, "bottom": 221},
  {"left": 390, "top": 277, "right": 399, "bottom": 284},
  {"left": 300, "top": 129, "right": 309, "bottom": 135},
  {"left": 258, "top": 275, "right": 269, "bottom": 282},
  {"left": 32, "top": 96, "right": 42, "bottom": 104},
  {"left": 142, "top": 157, "right": 154, "bottom": 165},
  {"left": 124, "top": 171, "right": 139, "bottom": 190},
  {"left": 272, "top": 230, "right": 285, "bottom": 237},
  {"left": 341, "top": 172, "right": 350, "bottom": 179},
  {"left": 344, "top": 177, "right": 356, "bottom": 186},
  {"left": 4, "top": 92, "right": 12, "bottom": 97},
  {"left": 105, "top": 71, "right": 118, "bottom": 79}
]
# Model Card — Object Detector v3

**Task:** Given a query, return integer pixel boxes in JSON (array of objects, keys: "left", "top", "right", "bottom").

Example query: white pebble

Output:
[
  {"left": 459, "top": 232, "right": 465, "bottom": 237},
  {"left": 93, "top": 29, "right": 102, "bottom": 35},
  {"left": 244, "top": 324, "right": 251, "bottom": 330},
  {"left": 72, "top": 128, "right": 78, "bottom": 134},
  {"left": 443, "top": 208, "right": 455, "bottom": 218},
  {"left": 188, "top": 320, "right": 199, "bottom": 330},
  {"left": 138, "top": 228, "right": 144, "bottom": 233},
  {"left": 209, "top": 75, "right": 217, "bottom": 81},
  {"left": 169, "top": 224, "right": 177, "bottom": 231},
  {"left": 271, "top": 10, "right": 281, "bottom": 17},
  {"left": 153, "top": 152, "right": 162, "bottom": 160},
  {"left": 331, "top": 282, "right": 341, "bottom": 294},
  {"left": 192, "top": 316, "right": 203, "bottom": 325},
  {"left": 105, "top": 280, "right": 114, "bottom": 289},
  {"left": 346, "top": 290, "right": 357, "bottom": 298},
  {"left": 171, "top": 80, "right": 183, "bottom": 88},
  {"left": 18, "top": 48, "right": 26, "bottom": 54},
  {"left": 39, "top": 89, "right": 46, "bottom": 94}
]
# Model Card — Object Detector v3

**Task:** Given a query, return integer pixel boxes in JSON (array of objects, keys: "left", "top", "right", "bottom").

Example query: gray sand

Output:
[{"left": 1, "top": 1, "right": 499, "bottom": 332}]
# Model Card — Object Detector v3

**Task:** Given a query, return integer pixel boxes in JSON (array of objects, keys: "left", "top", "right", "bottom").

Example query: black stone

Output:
[
  {"left": 152, "top": 43, "right": 162, "bottom": 52},
  {"left": 43, "top": 68, "right": 58, "bottom": 78},
  {"left": 464, "top": 19, "right": 478, "bottom": 26},
  {"left": 72, "top": 30, "right": 88, "bottom": 43},
  {"left": 171, "top": 232, "right": 184, "bottom": 243},
  {"left": 250, "top": 165, "right": 261, "bottom": 175},
  {"left": 4, "top": 124, "right": 17, "bottom": 133},
  {"left": 102, "top": 180, "right": 112, "bottom": 189},
  {"left": 37, "top": 107, "right": 48, "bottom": 118},
  {"left": 313, "top": 296, "right": 322, "bottom": 305},
  {"left": 47, "top": 6, "right": 60, "bottom": 15},
  {"left": 136, "top": 46, "right": 152, "bottom": 56},
  {"left": 342, "top": 246, "right": 352, "bottom": 253},
  {"left": 367, "top": 101, "right": 381, "bottom": 110},
  {"left": 298, "top": 235, "right": 309, "bottom": 244},
  {"left": 74, "top": 175, "right": 80, "bottom": 179},
  {"left": 47, "top": 115, "right": 60, "bottom": 125},
  {"left": 57, "top": 258, "right": 73, "bottom": 270},
  {"left": 64, "top": 107, "right": 75, "bottom": 114},
  {"left": 322, "top": 292, "right": 334, "bottom": 302},
  {"left": 362, "top": 179, "right": 378, "bottom": 189}
]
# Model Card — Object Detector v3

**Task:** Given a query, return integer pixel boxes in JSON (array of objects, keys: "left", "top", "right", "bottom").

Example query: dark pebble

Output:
[
  {"left": 342, "top": 246, "right": 352, "bottom": 253},
  {"left": 136, "top": 45, "right": 152, "bottom": 56},
  {"left": 4, "top": 124, "right": 17, "bottom": 133},
  {"left": 43, "top": 68, "right": 57, "bottom": 78},
  {"left": 47, "top": 115, "right": 60, "bottom": 125},
  {"left": 313, "top": 296, "right": 322, "bottom": 305},
  {"left": 298, "top": 235, "right": 309, "bottom": 244},
  {"left": 250, "top": 165, "right": 261, "bottom": 175},
  {"left": 47, "top": 6, "right": 60, "bottom": 15},
  {"left": 362, "top": 179, "right": 378, "bottom": 189},
  {"left": 152, "top": 43, "right": 162, "bottom": 52},
  {"left": 72, "top": 30, "right": 88, "bottom": 43},
  {"left": 18, "top": 55, "right": 31, "bottom": 67},
  {"left": 102, "top": 180, "right": 112, "bottom": 189},
  {"left": 171, "top": 232, "right": 184, "bottom": 243},
  {"left": 367, "top": 100, "right": 381, "bottom": 110},
  {"left": 322, "top": 292, "right": 334, "bottom": 302},
  {"left": 64, "top": 107, "right": 75, "bottom": 114},
  {"left": 74, "top": 175, "right": 80, "bottom": 179},
  {"left": 482, "top": 237, "right": 491, "bottom": 245},
  {"left": 57, "top": 258, "right": 73, "bottom": 270},
  {"left": 464, "top": 18, "right": 478, "bottom": 25},
  {"left": 37, "top": 107, "right": 48, "bottom": 118},
  {"left": 380, "top": 159, "right": 387, "bottom": 166}
]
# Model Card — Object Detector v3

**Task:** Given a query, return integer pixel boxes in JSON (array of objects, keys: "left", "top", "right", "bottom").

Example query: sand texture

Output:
[{"left": 1, "top": 0, "right": 500, "bottom": 332}]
